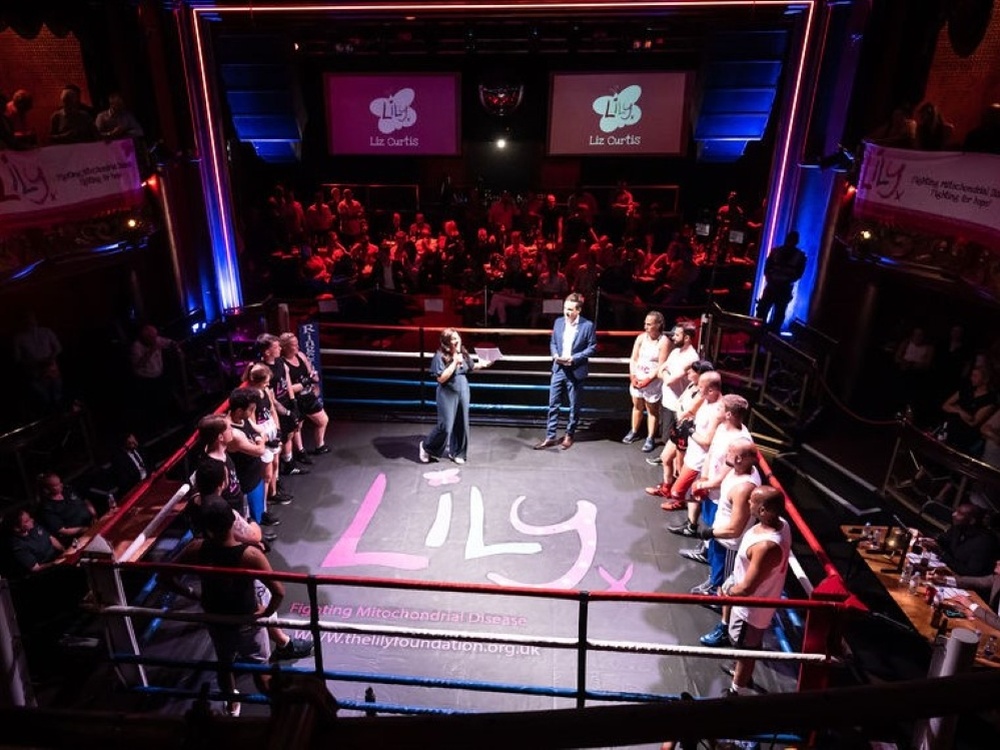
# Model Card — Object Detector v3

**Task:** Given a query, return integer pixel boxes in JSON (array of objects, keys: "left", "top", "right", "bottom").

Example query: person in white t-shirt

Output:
[{"left": 657, "top": 323, "right": 700, "bottom": 436}]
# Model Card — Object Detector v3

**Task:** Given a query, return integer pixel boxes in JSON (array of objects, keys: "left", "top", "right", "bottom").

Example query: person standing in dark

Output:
[
  {"left": 756, "top": 230, "right": 806, "bottom": 331},
  {"left": 419, "top": 329, "right": 492, "bottom": 465},
  {"left": 534, "top": 293, "right": 598, "bottom": 451},
  {"left": 171, "top": 497, "right": 284, "bottom": 717}
]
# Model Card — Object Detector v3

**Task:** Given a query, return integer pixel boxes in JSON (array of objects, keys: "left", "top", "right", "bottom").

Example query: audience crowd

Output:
[
  {"left": 253, "top": 181, "right": 764, "bottom": 333},
  {"left": 1, "top": 84, "right": 142, "bottom": 150}
]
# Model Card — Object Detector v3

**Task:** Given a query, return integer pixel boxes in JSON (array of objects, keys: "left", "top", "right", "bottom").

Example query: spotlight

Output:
[
  {"left": 496, "top": 138, "right": 507, "bottom": 150},
  {"left": 859, "top": 229, "right": 872, "bottom": 241},
  {"left": 126, "top": 218, "right": 139, "bottom": 229}
]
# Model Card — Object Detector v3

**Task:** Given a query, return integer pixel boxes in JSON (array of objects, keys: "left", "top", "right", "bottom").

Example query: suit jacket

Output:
[
  {"left": 955, "top": 572, "right": 1000, "bottom": 630},
  {"left": 111, "top": 447, "right": 148, "bottom": 496},
  {"left": 549, "top": 315, "right": 598, "bottom": 380}
]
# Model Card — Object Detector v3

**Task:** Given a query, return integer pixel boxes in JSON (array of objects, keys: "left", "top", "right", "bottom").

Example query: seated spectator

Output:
[
  {"left": 487, "top": 190, "right": 520, "bottom": 241},
  {"left": 487, "top": 252, "right": 530, "bottom": 326},
  {"left": 921, "top": 503, "right": 999, "bottom": 577},
  {"left": 936, "top": 365, "right": 997, "bottom": 457},
  {"left": 0, "top": 91, "right": 16, "bottom": 149},
  {"left": 936, "top": 558, "right": 1000, "bottom": 628},
  {"left": 36, "top": 471, "right": 97, "bottom": 547},
  {"left": 3, "top": 508, "right": 65, "bottom": 575},
  {"left": 110, "top": 431, "right": 150, "bottom": 497},
  {"left": 866, "top": 103, "right": 916, "bottom": 148},
  {"left": 301, "top": 247, "right": 332, "bottom": 292},
  {"left": 963, "top": 102, "right": 1000, "bottom": 155},
  {"left": 50, "top": 85, "right": 98, "bottom": 144},
  {"left": 95, "top": 92, "right": 144, "bottom": 139},
  {"left": 914, "top": 101, "right": 954, "bottom": 151},
  {"left": 409, "top": 212, "right": 432, "bottom": 238},
  {"left": 3, "top": 88, "right": 36, "bottom": 147},
  {"left": 530, "top": 255, "right": 569, "bottom": 328}
]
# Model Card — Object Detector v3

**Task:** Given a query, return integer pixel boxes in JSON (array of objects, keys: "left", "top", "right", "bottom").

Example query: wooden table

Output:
[{"left": 842, "top": 525, "right": 1000, "bottom": 668}]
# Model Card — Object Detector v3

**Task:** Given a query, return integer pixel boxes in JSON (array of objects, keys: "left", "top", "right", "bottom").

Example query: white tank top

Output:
[
  {"left": 714, "top": 469, "right": 762, "bottom": 550},
  {"left": 730, "top": 519, "right": 791, "bottom": 628},
  {"left": 682, "top": 399, "right": 724, "bottom": 471},
  {"left": 704, "top": 424, "right": 753, "bottom": 500}
]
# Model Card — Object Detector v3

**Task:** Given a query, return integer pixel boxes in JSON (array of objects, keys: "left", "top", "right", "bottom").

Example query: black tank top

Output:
[
  {"left": 197, "top": 542, "right": 256, "bottom": 616},
  {"left": 229, "top": 420, "right": 263, "bottom": 492},
  {"left": 199, "top": 453, "right": 244, "bottom": 515},
  {"left": 284, "top": 353, "right": 311, "bottom": 388}
]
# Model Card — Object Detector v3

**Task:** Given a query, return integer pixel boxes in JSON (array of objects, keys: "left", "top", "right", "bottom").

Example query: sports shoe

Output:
[
  {"left": 418, "top": 441, "right": 430, "bottom": 463},
  {"left": 622, "top": 430, "right": 639, "bottom": 444},
  {"left": 262, "top": 530, "right": 278, "bottom": 542},
  {"left": 271, "top": 637, "right": 313, "bottom": 661},
  {"left": 668, "top": 521, "right": 698, "bottom": 537},
  {"left": 225, "top": 690, "right": 241, "bottom": 717},
  {"left": 642, "top": 437, "right": 656, "bottom": 453},
  {"left": 261, "top": 512, "right": 281, "bottom": 527},
  {"left": 699, "top": 622, "right": 730, "bottom": 647},
  {"left": 690, "top": 579, "right": 718, "bottom": 596},
  {"left": 280, "top": 461, "right": 309, "bottom": 476},
  {"left": 644, "top": 483, "right": 671, "bottom": 498},
  {"left": 680, "top": 547, "right": 709, "bottom": 565},
  {"left": 645, "top": 456, "right": 662, "bottom": 466},
  {"left": 293, "top": 450, "right": 313, "bottom": 465},
  {"left": 660, "top": 498, "right": 686, "bottom": 511},
  {"left": 309, "top": 444, "right": 331, "bottom": 455},
  {"left": 453, "top": 456, "right": 466, "bottom": 465},
  {"left": 271, "top": 492, "right": 293, "bottom": 506}
]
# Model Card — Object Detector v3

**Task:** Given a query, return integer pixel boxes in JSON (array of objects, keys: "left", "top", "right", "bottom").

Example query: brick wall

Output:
[
  {"left": 923, "top": 10, "right": 1000, "bottom": 143},
  {"left": 0, "top": 26, "right": 91, "bottom": 145}
]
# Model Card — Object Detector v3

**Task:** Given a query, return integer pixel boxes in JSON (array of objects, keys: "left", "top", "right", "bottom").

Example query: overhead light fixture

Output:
[{"left": 495, "top": 138, "right": 507, "bottom": 150}]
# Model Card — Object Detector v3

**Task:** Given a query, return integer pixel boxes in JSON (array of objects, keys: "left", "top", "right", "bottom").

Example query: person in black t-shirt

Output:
[
  {"left": 36, "top": 472, "right": 96, "bottom": 547},
  {"left": 3, "top": 508, "right": 64, "bottom": 575}
]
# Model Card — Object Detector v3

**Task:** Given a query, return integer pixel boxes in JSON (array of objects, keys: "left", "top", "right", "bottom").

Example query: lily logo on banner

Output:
[
  {"left": 370, "top": 88, "right": 417, "bottom": 134},
  {"left": 593, "top": 85, "right": 642, "bottom": 133}
]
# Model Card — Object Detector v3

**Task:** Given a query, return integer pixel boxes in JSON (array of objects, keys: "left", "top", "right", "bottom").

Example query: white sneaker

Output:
[
  {"left": 418, "top": 441, "right": 430, "bottom": 463},
  {"left": 225, "top": 690, "right": 241, "bottom": 717},
  {"left": 453, "top": 456, "right": 466, "bottom": 465}
]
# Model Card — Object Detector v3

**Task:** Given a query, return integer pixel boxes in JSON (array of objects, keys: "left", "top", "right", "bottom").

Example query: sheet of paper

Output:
[
  {"left": 937, "top": 586, "right": 969, "bottom": 600},
  {"left": 474, "top": 346, "right": 504, "bottom": 364}
]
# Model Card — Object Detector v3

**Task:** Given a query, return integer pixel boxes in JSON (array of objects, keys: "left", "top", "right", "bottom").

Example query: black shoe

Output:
[
  {"left": 280, "top": 461, "right": 309, "bottom": 476},
  {"left": 310, "top": 444, "right": 331, "bottom": 455},
  {"left": 271, "top": 492, "right": 293, "bottom": 506},
  {"left": 259, "top": 540, "right": 272, "bottom": 554},
  {"left": 262, "top": 530, "right": 278, "bottom": 542},
  {"left": 261, "top": 512, "right": 281, "bottom": 527},
  {"left": 668, "top": 521, "right": 698, "bottom": 537},
  {"left": 293, "top": 450, "right": 313, "bottom": 465},
  {"left": 271, "top": 637, "right": 313, "bottom": 662}
]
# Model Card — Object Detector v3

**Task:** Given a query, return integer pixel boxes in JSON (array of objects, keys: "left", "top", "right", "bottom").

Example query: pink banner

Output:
[
  {"left": 855, "top": 143, "right": 1000, "bottom": 246},
  {"left": 0, "top": 139, "right": 144, "bottom": 233}
]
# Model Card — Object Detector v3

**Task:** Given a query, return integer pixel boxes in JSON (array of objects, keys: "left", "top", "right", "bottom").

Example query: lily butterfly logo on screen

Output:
[
  {"left": 370, "top": 88, "right": 417, "bottom": 134},
  {"left": 592, "top": 85, "right": 642, "bottom": 133}
]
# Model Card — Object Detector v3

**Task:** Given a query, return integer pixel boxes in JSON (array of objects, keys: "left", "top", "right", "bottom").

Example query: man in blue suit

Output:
[{"left": 535, "top": 293, "right": 598, "bottom": 450}]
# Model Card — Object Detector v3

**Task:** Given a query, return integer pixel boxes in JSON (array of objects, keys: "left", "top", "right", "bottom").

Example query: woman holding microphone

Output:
[{"left": 419, "top": 329, "right": 492, "bottom": 465}]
